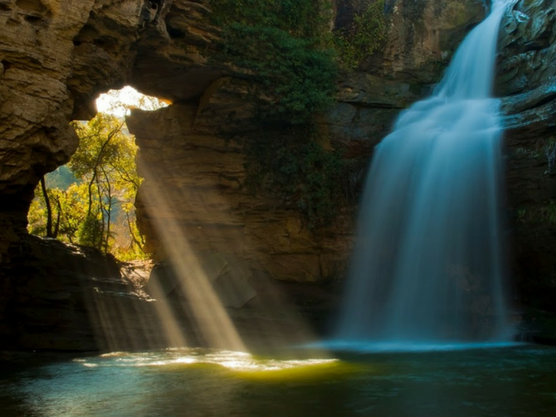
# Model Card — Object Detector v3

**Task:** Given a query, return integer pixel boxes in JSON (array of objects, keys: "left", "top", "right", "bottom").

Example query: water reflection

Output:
[
  {"left": 1, "top": 346, "right": 556, "bottom": 417},
  {"left": 81, "top": 349, "right": 339, "bottom": 373},
  {"left": 314, "top": 340, "right": 523, "bottom": 353}
]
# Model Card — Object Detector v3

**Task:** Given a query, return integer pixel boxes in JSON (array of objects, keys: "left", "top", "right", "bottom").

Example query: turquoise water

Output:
[{"left": 1, "top": 344, "right": 556, "bottom": 416}]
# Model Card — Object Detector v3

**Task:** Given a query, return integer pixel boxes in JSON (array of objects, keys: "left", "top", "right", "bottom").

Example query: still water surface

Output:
[{"left": 1, "top": 344, "right": 555, "bottom": 416}]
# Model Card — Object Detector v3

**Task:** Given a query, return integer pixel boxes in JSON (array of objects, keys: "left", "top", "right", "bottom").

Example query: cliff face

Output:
[
  {"left": 4, "top": 0, "right": 556, "bottom": 349},
  {"left": 325, "top": 0, "right": 484, "bottom": 154},
  {"left": 0, "top": 0, "right": 488, "bottom": 349},
  {"left": 126, "top": 0, "right": 486, "bottom": 284},
  {"left": 0, "top": 0, "right": 487, "bottom": 280},
  {"left": 0, "top": 0, "right": 226, "bottom": 350},
  {"left": 496, "top": 0, "right": 556, "bottom": 320},
  {"left": 0, "top": 0, "right": 221, "bottom": 232},
  {"left": 127, "top": 95, "right": 354, "bottom": 283}
]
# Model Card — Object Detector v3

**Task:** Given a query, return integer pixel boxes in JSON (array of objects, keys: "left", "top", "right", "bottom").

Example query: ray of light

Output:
[{"left": 138, "top": 163, "right": 246, "bottom": 352}]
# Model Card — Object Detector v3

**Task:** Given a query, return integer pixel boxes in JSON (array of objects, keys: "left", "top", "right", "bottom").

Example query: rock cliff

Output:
[
  {"left": 127, "top": 0, "right": 486, "bottom": 285},
  {"left": 3, "top": 0, "right": 556, "bottom": 349},
  {"left": 0, "top": 0, "right": 486, "bottom": 282},
  {"left": 496, "top": 0, "right": 556, "bottom": 339}
]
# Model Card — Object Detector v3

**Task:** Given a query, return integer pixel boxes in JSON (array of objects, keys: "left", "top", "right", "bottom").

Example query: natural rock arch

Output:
[{"left": 0, "top": 0, "right": 487, "bottom": 278}]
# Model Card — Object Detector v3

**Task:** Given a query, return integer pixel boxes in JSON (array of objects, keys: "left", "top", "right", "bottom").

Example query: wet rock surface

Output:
[{"left": 496, "top": 0, "right": 556, "bottom": 329}]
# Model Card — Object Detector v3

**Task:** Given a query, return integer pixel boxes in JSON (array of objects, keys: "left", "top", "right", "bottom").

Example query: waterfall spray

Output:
[{"left": 336, "top": 0, "right": 515, "bottom": 345}]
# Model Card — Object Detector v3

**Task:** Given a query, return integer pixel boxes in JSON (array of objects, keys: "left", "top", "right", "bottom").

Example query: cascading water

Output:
[{"left": 336, "top": 0, "right": 515, "bottom": 346}]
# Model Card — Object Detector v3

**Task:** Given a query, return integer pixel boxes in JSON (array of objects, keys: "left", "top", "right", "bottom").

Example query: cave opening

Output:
[{"left": 26, "top": 86, "right": 168, "bottom": 262}]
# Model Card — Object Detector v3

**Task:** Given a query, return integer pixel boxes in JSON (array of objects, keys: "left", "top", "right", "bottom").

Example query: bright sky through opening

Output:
[{"left": 96, "top": 86, "right": 168, "bottom": 117}]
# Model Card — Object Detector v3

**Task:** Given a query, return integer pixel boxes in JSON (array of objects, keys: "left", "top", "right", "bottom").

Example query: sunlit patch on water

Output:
[
  {"left": 2, "top": 345, "right": 556, "bottom": 417},
  {"left": 75, "top": 348, "right": 341, "bottom": 375}
]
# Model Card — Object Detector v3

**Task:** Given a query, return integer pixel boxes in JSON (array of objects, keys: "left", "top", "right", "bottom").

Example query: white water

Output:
[{"left": 336, "top": 0, "right": 514, "bottom": 346}]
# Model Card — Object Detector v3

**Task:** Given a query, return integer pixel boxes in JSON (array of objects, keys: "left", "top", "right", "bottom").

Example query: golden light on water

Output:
[{"left": 78, "top": 349, "right": 343, "bottom": 379}]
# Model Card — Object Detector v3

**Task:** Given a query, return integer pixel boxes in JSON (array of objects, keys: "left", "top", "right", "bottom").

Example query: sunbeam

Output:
[{"left": 138, "top": 162, "right": 246, "bottom": 351}]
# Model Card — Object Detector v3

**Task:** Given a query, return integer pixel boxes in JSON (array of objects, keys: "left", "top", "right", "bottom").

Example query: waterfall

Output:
[{"left": 336, "top": 0, "right": 514, "bottom": 345}]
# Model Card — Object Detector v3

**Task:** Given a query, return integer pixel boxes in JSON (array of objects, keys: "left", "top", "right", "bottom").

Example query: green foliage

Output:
[
  {"left": 516, "top": 200, "right": 556, "bottom": 225},
  {"left": 208, "top": 0, "right": 385, "bottom": 222},
  {"left": 28, "top": 183, "right": 88, "bottom": 243},
  {"left": 211, "top": 0, "right": 331, "bottom": 38},
  {"left": 112, "top": 212, "right": 147, "bottom": 261},
  {"left": 211, "top": 0, "right": 388, "bottom": 121},
  {"left": 212, "top": 0, "right": 338, "bottom": 124},
  {"left": 27, "top": 191, "right": 49, "bottom": 238},
  {"left": 333, "top": 0, "right": 387, "bottom": 71},
  {"left": 244, "top": 127, "right": 346, "bottom": 228},
  {"left": 208, "top": 0, "right": 383, "bottom": 220},
  {"left": 78, "top": 215, "right": 104, "bottom": 249},
  {"left": 223, "top": 25, "right": 338, "bottom": 123},
  {"left": 28, "top": 113, "right": 147, "bottom": 260}
]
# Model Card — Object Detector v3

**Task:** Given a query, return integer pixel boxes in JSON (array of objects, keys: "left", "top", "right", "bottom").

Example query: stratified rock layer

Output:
[
  {"left": 127, "top": 0, "right": 486, "bottom": 285},
  {"left": 496, "top": 0, "right": 556, "bottom": 340},
  {"left": 127, "top": 98, "right": 354, "bottom": 283},
  {"left": 0, "top": 0, "right": 490, "bottom": 349},
  {"left": 324, "top": 0, "right": 485, "bottom": 152},
  {"left": 0, "top": 234, "right": 163, "bottom": 351},
  {"left": 0, "top": 0, "right": 486, "bottom": 277},
  {"left": 5, "top": 0, "right": 556, "bottom": 348}
]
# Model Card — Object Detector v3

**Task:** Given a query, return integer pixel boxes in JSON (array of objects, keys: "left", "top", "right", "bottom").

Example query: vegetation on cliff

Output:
[
  {"left": 212, "top": 0, "right": 386, "bottom": 121},
  {"left": 211, "top": 0, "right": 385, "bottom": 227},
  {"left": 212, "top": 0, "right": 338, "bottom": 123},
  {"left": 243, "top": 126, "right": 347, "bottom": 229},
  {"left": 333, "top": 0, "right": 387, "bottom": 71},
  {"left": 28, "top": 1, "right": 388, "bottom": 246}
]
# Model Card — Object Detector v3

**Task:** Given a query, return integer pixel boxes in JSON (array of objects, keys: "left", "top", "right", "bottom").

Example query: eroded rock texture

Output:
[
  {"left": 0, "top": 234, "right": 162, "bottom": 351},
  {"left": 127, "top": 0, "right": 486, "bottom": 286},
  {"left": 496, "top": 0, "right": 556, "bottom": 336},
  {"left": 0, "top": 0, "right": 228, "bottom": 350},
  {"left": 128, "top": 99, "right": 355, "bottom": 284},
  {"left": 0, "top": 0, "right": 487, "bottom": 277},
  {"left": 15, "top": 0, "right": 556, "bottom": 350},
  {"left": 325, "top": 0, "right": 485, "bottom": 153}
]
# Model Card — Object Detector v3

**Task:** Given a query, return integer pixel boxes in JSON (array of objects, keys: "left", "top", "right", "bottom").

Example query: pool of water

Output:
[{"left": 1, "top": 344, "right": 555, "bottom": 416}]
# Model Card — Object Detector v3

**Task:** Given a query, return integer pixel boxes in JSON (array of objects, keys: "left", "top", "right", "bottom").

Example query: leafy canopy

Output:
[
  {"left": 211, "top": 0, "right": 338, "bottom": 124},
  {"left": 28, "top": 113, "right": 146, "bottom": 260}
]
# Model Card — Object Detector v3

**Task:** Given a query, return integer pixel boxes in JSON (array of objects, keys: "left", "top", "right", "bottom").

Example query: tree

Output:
[
  {"left": 70, "top": 113, "right": 142, "bottom": 253},
  {"left": 28, "top": 113, "right": 145, "bottom": 259},
  {"left": 40, "top": 176, "right": 54, "bottom": 238}
]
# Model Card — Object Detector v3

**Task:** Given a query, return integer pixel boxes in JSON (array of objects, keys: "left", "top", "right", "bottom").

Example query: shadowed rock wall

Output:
[
  {"left": 0, "top": 0, "right": 229, "bottom": 350},
  {"left": 324, "top": 0, "right": 485, "bottom": 155},
  {"left": 497, "top": 0, "right": 556, "bottom": 332},
  {"left": 127, "top": 0, "right": 487, "bottom": 284},
  {"left": 127, "top": 94, "right": 354, "bottom": 283},
  {"left": 10, "top": 0, "right": 556, "bottom": 348},
  {"left": 0, "top": 0, "right": 487, "bottom": 278}
]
